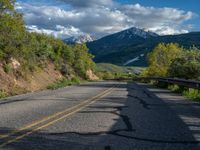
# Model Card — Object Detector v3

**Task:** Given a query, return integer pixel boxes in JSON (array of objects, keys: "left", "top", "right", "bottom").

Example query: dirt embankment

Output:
[
  {"left": 0, "top": 61, "right": 63, "bottom": 95},
  {"left": 0, "top": 59, "right": 99, "bottom": 96}
]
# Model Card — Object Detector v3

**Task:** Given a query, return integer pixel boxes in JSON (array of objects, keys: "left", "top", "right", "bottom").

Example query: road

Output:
[{"left": 0, "top": 81, "right": 200, "bottom": 150}]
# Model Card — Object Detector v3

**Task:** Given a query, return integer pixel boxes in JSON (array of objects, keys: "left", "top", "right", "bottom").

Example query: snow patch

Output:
[
  {"left": 118, "top": 27, "right": 158, "bottom": 40},
  {"left": 123, "top": 57, "right": 140, "bottom": 66},
  {"left": 64, "top": 34, "right": 94, "bottom": 44},
  {"left": 140, "top": 54, "right": 144, "bottom": 57}
]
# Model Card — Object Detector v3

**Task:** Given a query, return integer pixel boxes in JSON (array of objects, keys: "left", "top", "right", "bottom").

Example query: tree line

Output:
[{"left": 144, "top": 43, "right": 200, "bottom": 80}]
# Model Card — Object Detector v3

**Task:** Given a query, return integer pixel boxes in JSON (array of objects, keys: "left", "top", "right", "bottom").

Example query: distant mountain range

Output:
[
  {"left": 64, "top": 34, "right": 94, "bottom": 44},
  {"left": 87, "top": 27, "right": 200, "bottom": 66}
]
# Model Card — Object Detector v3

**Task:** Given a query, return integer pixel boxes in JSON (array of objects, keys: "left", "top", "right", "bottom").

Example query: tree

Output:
[
  {"left": 0, "top": 0, "right": 25, "bottom": 61},
  {"left": 0, "top": 0, "right": 96, "bottom": 80},
  {"left": 169, "top": 48, "right": 200, "bottom": 79},
  {"left": 73, "top": 44, "right": 95, "bottom": 78},
  {"left": 0, "top": 0, "right": 15, "bottom": 14},
  {"left": 146, "top": 43, "right": 183, "bottom": 77}
]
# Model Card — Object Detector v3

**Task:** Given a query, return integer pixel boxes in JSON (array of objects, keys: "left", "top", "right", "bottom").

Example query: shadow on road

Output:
[{"left": 0, "top": 82, "right": 200, "bottom": 150}]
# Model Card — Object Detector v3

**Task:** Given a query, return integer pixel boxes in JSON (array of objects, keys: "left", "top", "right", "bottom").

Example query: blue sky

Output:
[
  {"left": 116, "top": 0, "right": 200, "bottom": 30},
  {"left": 16, "top": 0, "right": 200, "bottom": 39}
]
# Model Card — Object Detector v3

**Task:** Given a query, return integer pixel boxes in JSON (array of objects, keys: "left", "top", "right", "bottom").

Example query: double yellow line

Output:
[{"left": 0, "top": 87, "right": 114, "bottom": 148}]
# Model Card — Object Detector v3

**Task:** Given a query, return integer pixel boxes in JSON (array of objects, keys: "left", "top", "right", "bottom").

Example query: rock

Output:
[
  {"left": 86, "top": 69, "right": 99, "bottom": 80},
  {"left": 10, "top": 58, "right": 20, "bottom": 70}
]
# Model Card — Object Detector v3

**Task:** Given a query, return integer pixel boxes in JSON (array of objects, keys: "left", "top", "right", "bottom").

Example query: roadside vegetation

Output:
[
  {"left": 0, "top": 90, "right": 8, "bottom": 99},
  {"left": 0, "top": 0, "right": 95, "bottom": 97},
  {"left": 143, "top": 43, "right": 200, "bottom": 101},
  {"left": 47, "top": 77, "right": 81, "bottom": 90},
  {"left": 95, "top": 63, "right": 143, "bottom": 80}
]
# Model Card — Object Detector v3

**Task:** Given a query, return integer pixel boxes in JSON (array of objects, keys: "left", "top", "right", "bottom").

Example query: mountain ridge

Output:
[
  {"left": 87, "top": 27, "right": 200, "bottom": 66},
  {"left": 64, "top": 34, "right": 95, "bottom": 44}
]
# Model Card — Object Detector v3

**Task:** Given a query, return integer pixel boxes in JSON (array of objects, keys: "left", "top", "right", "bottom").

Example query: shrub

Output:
[
  {"left": 0, "top": 90, "right": 8, "bottom": 99},
  {"left": 71, "top": 77, "right": 81, "bottom": 84},
  {"left": 47, "top": 78, "right": 80, "bottom": 90},
  {"left": 3, "top": 64, "right": 12, "bottom": 73},
  {"left": 146, "top": 43, "right": 183, "bottom": 77},
  {"left": 169, "top": 49, "right": 200, "bottom": 80},
  {"left": 183, "top": 89, "right": 200, "bottom": 101}
]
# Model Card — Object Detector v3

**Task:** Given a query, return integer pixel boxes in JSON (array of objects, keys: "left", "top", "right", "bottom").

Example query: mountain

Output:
[
  {"left": 64, "top": 34, "right": 94, "bottom": 44},
  {"left": 87, "top": 27, "right": 158, "bottom": 56},
  {"left": 87, "top": 27, "right": 200, "bottom": 66},
  {"left": 116, "top": 27, "right": 158, "bottom": 39}
]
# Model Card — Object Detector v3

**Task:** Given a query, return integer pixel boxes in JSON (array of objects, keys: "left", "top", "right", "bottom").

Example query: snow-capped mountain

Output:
[
  {"left": 87, "top": 27, "right": 159, "bottom": 57},
  {"left": 117, "top": 27, "right": 158, "bottom": 39},
  {"left": 64, "top": 34, "right": 94, "bottom": 44}
]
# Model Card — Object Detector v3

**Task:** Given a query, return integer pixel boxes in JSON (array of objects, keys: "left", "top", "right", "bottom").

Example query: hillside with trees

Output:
[
  {"left": 0, "top": 0, "right": 96, "bottom": 97},
  {"left": 144, "top": 43, "right": 200, "bottom": 80},
  {"left": 143, "top": 43, "right": 200, "bottom": 101},
  {"left": 87, "top": 28, "right": 200, "bottom": 66}
]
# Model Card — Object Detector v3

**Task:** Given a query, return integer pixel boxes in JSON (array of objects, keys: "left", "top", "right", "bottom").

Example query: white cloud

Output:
[
  {"left": 59, "top": 0, "right": 113, "bottom": 8},
  {"left": 15, "top": 1, "right": 195, "bottom": 39},
  {"left": 27, "top": 25, "right": 83, "bottom": 39},
  {"left": 119, "top": 3, "right": 194, "bottom": 35}
]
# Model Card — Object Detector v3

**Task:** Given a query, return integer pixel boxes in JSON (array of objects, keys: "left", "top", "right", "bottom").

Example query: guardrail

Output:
[{"left": 134, "top": 77, "right": 200, "bottom": 90}]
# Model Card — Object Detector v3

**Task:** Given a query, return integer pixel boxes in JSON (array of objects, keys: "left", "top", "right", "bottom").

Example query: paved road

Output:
[{"left": 0, "top": 81, "right": 200, "bottom": 150}]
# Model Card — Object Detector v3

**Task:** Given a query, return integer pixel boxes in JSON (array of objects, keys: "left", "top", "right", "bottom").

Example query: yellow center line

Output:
[
  {"left": 0, "top": 87, "right": 115, "bottom": 148},
  {"left": 0, "top": 87, "right": 112, "bottom": 140}
]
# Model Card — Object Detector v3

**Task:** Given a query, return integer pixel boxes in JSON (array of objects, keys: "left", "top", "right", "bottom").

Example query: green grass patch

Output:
[
  {"left": 3, "top": 64, "right": 13, "bottom": 73},
  {"left": 183, "top": 89, "right": 200, "bottom": 101},
  {"left": 0, "top": 90, "right": 8, "bottom": 99},
  {"left": 167, "top": 84, "right": 200, "bottom": 101},
  {"left": 168, "top": 84, "right": 184, "bottom": 93},
  {"left": 150, "top": 82, "right": 200, "bottom": 102},
  {"left": 47, "top": 77, "right": 80, "bottom": 90},
  {"left": 96, "top": 63, "right": 144, "bottom": 79}
]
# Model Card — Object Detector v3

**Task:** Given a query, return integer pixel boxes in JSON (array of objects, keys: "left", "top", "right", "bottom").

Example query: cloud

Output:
[
  {"left": 27, "top": 25, "right": 83, "bottom": 39},
  {"left": 119, "top": 3, "right": 194, "bottom": 35},
  {"left": 15, "top": 1, "right": 195, "bottom": 39},
  {"left": 59, "top": 0, "right": 113, "bottom": 8}
]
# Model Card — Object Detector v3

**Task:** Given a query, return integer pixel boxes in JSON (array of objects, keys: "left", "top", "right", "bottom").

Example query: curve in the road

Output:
[{"left": 0, "top": 86, "right": 115, "bottom": 148}]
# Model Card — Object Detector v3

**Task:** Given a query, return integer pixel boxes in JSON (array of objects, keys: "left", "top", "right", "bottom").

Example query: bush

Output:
[
  {"left": 3, "top": 64, "right": 12, "bottom": 73},
  {"left": 71, "top": 77, "right": 81, "bottom": 84},
  {"left": 169, "top": 49, "right": 200, "bottom": 80},
  {"left": 145, "top": 43, "right": 183, "bottom": 77},
  {"left": 47, "top": 78, "right": 80, "bottom": 90},
  {"left": 0, "top": 90, "right": 8, "bottom": 99},
  {"left": 183, "top": 89, "right": 200, "bottom": 101}
]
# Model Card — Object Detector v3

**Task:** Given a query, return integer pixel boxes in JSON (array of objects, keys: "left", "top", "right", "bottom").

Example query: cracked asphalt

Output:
[{"left": 0, "top": 81, "right": 200, "bottom": 150}]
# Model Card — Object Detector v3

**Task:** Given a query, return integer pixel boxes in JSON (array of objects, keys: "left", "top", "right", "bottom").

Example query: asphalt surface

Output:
[{"left": 0, "top": 81, "right": 200, "bottom": 150}]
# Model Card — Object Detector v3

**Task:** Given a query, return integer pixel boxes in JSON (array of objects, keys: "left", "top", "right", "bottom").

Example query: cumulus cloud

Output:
[
  {"left": 59, "top": 0, "right": 113, "bottom": 8},
  {"left": 15, "top": 1, "right": 195, "bottom": 39},
  {"left": 119, "top": 3, "right": 194, "bottom": 35},
  {"left": 27, "top": 25, "right": 83, "bottom": 39}
]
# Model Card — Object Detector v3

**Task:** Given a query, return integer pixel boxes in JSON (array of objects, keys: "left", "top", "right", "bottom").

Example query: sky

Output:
[{"left": 15, "top": 0, "right": 200, "bottom": 39}]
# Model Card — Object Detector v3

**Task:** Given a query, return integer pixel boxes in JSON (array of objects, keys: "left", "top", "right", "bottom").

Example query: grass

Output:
[
  {"left": 95, "top": 63, "right": 144, "bottom": 79},
  {"left": 183, "top": 89, "right": 200, "bottom": 101},
  {"left": 167, "top": 84, "right": 200, "bottom": 101},
  {"left": 148, "top": 82, "right": 200, "bottom": 102},
  {"left": 47, "top": 77, "right": 81, "bottom": 90},
  {"left": 96, "top": 63, "right": 144, "bottom": 74},
  {"left": 168, "top": 84, "right": 184, "bottom": 93},
  {"left": 0, "top": 90, "right": 8, "bottom": 99}
]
